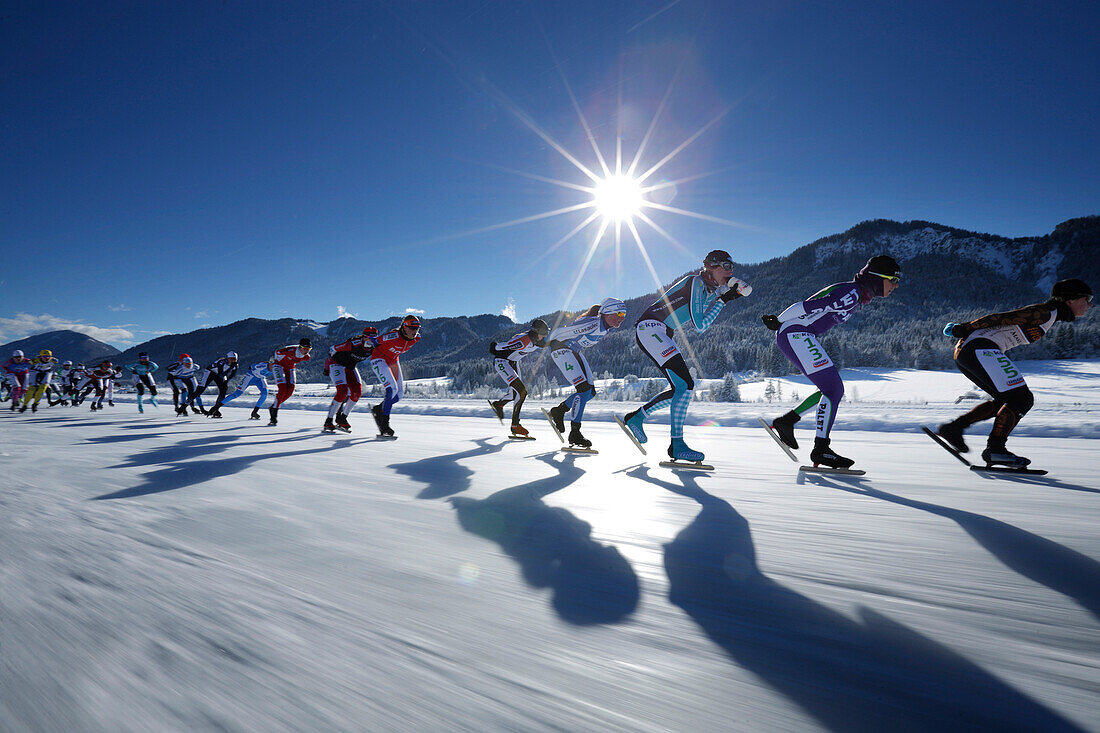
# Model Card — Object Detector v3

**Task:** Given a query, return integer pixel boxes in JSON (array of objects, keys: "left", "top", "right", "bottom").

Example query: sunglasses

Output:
[
  {"left": 607, "top": 311, "right": 627, "bottom": 319},
  {"left": 869, "top": 271, "right": 901, "bottom": 284},
  {"left": 705, "top": 260, "right": 733, "bottom": 272}
]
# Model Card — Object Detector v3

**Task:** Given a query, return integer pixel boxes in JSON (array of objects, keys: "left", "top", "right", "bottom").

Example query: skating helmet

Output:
[
  {"left": 12, "top": 350, "right": 23, "bottom": 358},
  {"left": 298, "top": 338, "right": 312, "bottom": 349},
  {"left": 400, "top": 315, "right": 421, "bottom": 334},
  {"left": 855, "top": 255, "right": 901, "bottom": 297},
  {"left": 703, "top": 249, "right": 734, "bottom": 272},
  {"left": 63, "top": 360, "right": 72, "bottom": 367},
  {"left": 101, "top": 361, "right": 113, "bottom": 368},
  {"left": 181, "top": 356, "right": 193, "bottom": 365},
  {"left": 179, "top": 353, "right": 190, "bottom": 360},
  {"left": 1051, "top": 278, "right": 1093, "bottom": 302},
  {"left": 76, "top": 363, "right": 85, "bottom": 369},
  {"left": 362, "top": 326, "right": 379, "bottom": 337},
  {"left": 599, "top": 297, "right": 627, "bottom": 318},
  {"left": 226, "top": 351, "right": 238, "bottom": 361},
  {"left": 528, "top": 318, "right": 550, "bottom": 344},
  {"left": 138, "top": 351, "right": 149, "bottom": 360},
  {"left": 39, "top": 349, "right": 52, "bottom": 358}
]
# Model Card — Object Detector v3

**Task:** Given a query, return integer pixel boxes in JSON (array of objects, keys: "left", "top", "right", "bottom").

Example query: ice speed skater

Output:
[
  {"left": 222, "top": 360, "right": 273, "bottom": 419},
  {"left": 268, "top": 338, "right": 312, "bottom": 425},
  {"left": 488, "top": 318, "right": 550, "bottom": 438},
  {"left": 123, "top": 352, "right": 159, "bottom": 413},
  {"left": 936, "top": 278, "right": 1092, "bottom": 468},
  {"left": 544, "top": 298, "right": 627, "bottom": 449},
  {"left": 620, "top": 249, "right": 751, "bottom": 463},
  {"left": 323, "top": 327, "right": 377, "bottom": 433},
  {"left": 761, "top": 255, "right": 901, "bottom": 469},
  {"left": 368, "top": 316, "right": 422, "bottom": 438}
]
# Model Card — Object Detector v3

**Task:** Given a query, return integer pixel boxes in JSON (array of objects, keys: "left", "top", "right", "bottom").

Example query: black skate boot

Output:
[
  {"left": 379, "top": 411, "right": 395, "bottom": 438},
  {"left": 770, "top": 410, "right": 800, "bottom": 450},
  {"left": 810, "top": 437, "right": 855, "bottom": 469},
  {"left": 19, "top": 404, "right": 28, "bottom": 413},
  {"left": 322, "top": 418, "right": 337, "bottom": 433},
  {"left": 208, "top": 409, "right": 222, "bottom": 419},
  {"left": 489, "top": 399, "right": 507, "bottom": 422},
  {"left": 250, "top": 407, "right": 261, "bottom": 420},
  {"left": 176, "top": 406, "right": 188, "bottom": 417},
  {"left": 567, "top": 422, "right": 592, "bottom": 449},
  {"left": 31, "top": 403, "right": 37, "bottom": 413},
  {"left": 335, "top": 412, "right": 352, "bottom": 433},
  {"left": 936, "top": 421, "right": 968, "bottom": 453},
  {"left": 548, "top": 404, "right": 568, "bottom": 434},
  {"left": 371, "top": 404, "right": 386, "bottom": 433},
  {"left": 267, "top": 407, "right": 278, "bottom": 426},
  {"left": 981, "top": 442, "right": 1030, "bottom": 468}
]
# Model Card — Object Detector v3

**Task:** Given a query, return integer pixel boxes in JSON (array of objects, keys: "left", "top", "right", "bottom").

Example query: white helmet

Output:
[
  {"left": 12, "top": 350, "right": 23, "bottom": 357},
  {"left": 599, "top": 297, "right": 627, "bottom": 316},
  {"left": 227, "top": 351, "right": 238, "bottom": 359},
  {"left": 63, "top": 360, "right": 72, "bottom": 367}
]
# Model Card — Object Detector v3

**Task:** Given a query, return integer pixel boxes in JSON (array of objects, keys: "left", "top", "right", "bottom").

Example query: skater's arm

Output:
[{"left": 961, "top": 303, "right": 1055, "bottom": 333}]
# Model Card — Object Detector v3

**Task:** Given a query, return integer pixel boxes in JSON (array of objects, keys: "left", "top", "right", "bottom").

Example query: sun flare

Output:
[{"left": 590, "top": 174, "right": 645, "bottom": 223}]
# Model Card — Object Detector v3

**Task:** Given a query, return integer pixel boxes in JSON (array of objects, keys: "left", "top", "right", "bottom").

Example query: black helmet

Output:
[
  {"left": 703, "top": 249, "right": 734, "bottom": 271},
  {"left": 856, "top": 255, "right": 901, "bottom": 297},
  {"left": 528, "top": 318, "right": 550, "bottom": 342},
  {"left": 1051, "top": 278, "right": 1092, "bottom": 301},
  {"left": 298, "top": 337, "right": 312, "bottom": 348}
]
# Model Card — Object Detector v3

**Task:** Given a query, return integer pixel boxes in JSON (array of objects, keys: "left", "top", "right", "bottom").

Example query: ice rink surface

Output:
[{"left": 1, "top": 400, "right": 1098, "bottom": 732}]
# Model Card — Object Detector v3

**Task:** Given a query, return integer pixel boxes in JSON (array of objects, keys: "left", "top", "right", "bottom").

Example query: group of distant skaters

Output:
[{"left": 3, "top": 251, "right": 1092, "bottom": 469}]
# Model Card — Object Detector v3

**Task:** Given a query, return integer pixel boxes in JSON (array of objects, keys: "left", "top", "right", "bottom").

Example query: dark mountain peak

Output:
[{"left": 0, "top": 330, "right": 120, "bottom": 363}]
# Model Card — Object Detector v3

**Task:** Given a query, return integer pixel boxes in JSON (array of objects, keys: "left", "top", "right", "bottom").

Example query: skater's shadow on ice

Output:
[
  {"left": 826, "top": 482, "right": 1100, "bottom": 622},
  {"left": 641, "top": 471, "right": 1083, "bottom": 732},
  {"left": 969, "top": 471, "right": 1100, "bottom": 494},
  {"left": 92, "top": 431, "right": 342, "bottom": 500},
  {"left": 389, "top": 438, "right": 507, "bottom": 500},
  {"left": 449, "top": 453, "right": 639, "bottom": 625}
]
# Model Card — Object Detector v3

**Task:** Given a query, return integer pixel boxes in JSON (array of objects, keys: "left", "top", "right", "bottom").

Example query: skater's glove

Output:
[
  {"left": 719, "top": 278, "right": 750, "bottom": 302},
  {"left": 762, "top": 314, "right": 781, "bottom": 331},
  {"left": 942, "top": 322, "right": 971, "bottom": 339}
]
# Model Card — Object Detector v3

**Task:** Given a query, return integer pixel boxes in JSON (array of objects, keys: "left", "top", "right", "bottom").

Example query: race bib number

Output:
[
  {"left": 975, "top": 349, "right": 1027, "bottom": 392},
  {"left": 786, "top": 332, "right": 833, "bottom": 374}
]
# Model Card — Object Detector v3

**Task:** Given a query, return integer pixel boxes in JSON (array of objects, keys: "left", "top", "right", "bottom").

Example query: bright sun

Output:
[{"left": 591, "top": 173, "right": 645, "bottom": 223}]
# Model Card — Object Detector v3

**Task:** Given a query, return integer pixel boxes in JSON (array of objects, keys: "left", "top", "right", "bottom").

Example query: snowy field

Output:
[{"left": 1, "top": 362, "right": 1099, "bottom": 732}]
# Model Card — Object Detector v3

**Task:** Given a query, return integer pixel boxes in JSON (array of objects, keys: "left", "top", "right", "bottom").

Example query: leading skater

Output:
[
  {"left": 761, "top": 255, "right": 901, "bottom": 469},
  {"left": 620, "top": 250, "right": 752, "bottom": 462},
  {"left": 2, "top": 350, "right": 31, "bottom": 411},
  {"left": 122, "top": 352, "right": 159, "bottom": 413},
  {"left": 268, "top": 338, "right": 312, "bottom": 426},
  {"left": 544, "top": 298, "right": 628, "bottom": 449},
  {"left": 368, "top": 316, "right": 422, "bottom": 438},
  {"left": 488, "top": 318, "right": 550, "bottom": 438},
  {"left": 935, "top": 278, "right": 1093, "bottom": 468}
]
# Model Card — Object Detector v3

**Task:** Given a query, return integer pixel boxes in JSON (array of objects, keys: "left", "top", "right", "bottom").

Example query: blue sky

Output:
[{"left": 2, "top": 0, "right": 1098, "bottom": 347}]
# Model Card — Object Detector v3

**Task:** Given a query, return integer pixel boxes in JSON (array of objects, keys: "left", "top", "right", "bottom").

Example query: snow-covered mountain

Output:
[{"left": 0, "top": 329, "right": 120, "bottom": 364}]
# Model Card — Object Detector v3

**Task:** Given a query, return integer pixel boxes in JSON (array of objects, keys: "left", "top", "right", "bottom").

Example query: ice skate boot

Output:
[
  {"left": 322, "top": 418, "right": 337, "bottom": 433},
  {"left": 548, "top": 404, "right": 568, "bottom": 434},
  {"left": 335, "top": 413, "right": 352, "bottom": 433},
  {"left": 623, "top": 409, "right": 647, "bottom": 444},
  {"left": 488, "top": 399, "right": 506, "bottom": 422},
  {"left": 981, "top": 446, "right": 1030, "bottom": 468},
  {"left": 567, "top": 422, "right": 592, "bottom": 449},
  {"left": 937, "top": 421, "right": 968, "bottom": 453},
  {"left": 770, "top": 410, "right": 800, "bottom": 450},
  {"left": 668, "top": 437, "right": 705, "bottom": 463},
  {"left": 810, "top": 437, "right": 855, "bottom": 469},
  {"left": 267, "top": 407, "right": 278, "bottom": 426},
  {"left": 250, "top": 407, "right": 261, "bottom": 420}
]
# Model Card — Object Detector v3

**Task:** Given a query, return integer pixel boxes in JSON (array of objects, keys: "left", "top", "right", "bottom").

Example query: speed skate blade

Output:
[
  {"left": 508, "top": 434, "right": 536, "bottom": 441},
  {"left": 920, "top": 426, "right": 971, "bottom": 466},
  {"left": 659, "top": 460, "right": 715, "bottom": 472},
  {"left": 799, "top": 465, "right": 866, "bottom": 476},
  {"left": 971, "top": 465, "right": 1047, "bottom": 476},
  {"left": 541, "top": 408, "right": 565, "bottom": 444},
  {"left": 758, "top": 418, "right": 798, "bottom": 462},
  {"left": 561, "top": 446, "right": 598, "bottom": 454}
]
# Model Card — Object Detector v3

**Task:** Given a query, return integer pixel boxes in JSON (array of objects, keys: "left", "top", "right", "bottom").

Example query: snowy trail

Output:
[{"left": 1, "top": 405, "right": 1098, "bottom": 732}]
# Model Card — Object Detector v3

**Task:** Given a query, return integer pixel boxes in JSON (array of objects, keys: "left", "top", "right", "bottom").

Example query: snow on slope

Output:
[{"left": 0, "top": 390, "right": 1098, "bottom": 731}]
